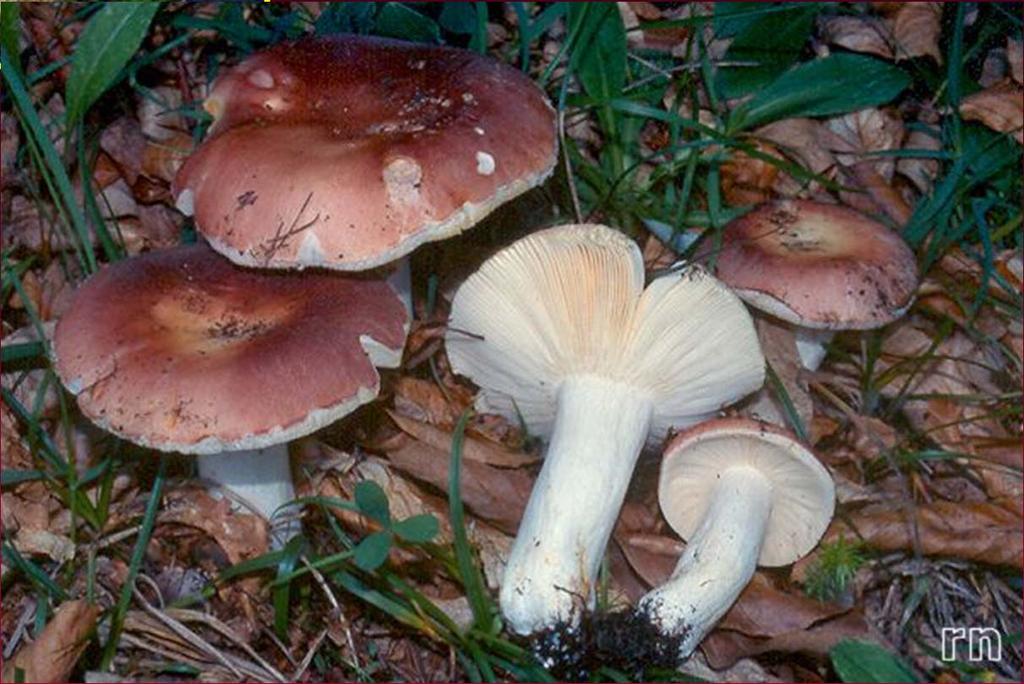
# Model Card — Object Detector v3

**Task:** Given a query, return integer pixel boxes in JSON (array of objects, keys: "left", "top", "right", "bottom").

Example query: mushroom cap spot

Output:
[
  {"left": 247, "top": 69, "right": 275, "bottom": 89},
  {"left": 52, "top": 244, "right": 410, "bottom": 454},
  {"left": 476, "top": 151, "right": 495, "bottom": 176},
  {"left": 714, "top": 199, "right": 919, "bottom": 330},
  {"left": 445, "top": 224, "right": 765, "bottom": 442},
  {"left": 658, "top": 417, "right": 835, "bottom": 567},
  {"left": 173, "top": 34, "right": 559, "bottom": 271}
]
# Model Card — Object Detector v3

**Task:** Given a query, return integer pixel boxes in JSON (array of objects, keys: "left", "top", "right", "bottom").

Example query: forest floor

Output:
[{"left": 1, "top": 2, "right": 1021, "bottom": 682}]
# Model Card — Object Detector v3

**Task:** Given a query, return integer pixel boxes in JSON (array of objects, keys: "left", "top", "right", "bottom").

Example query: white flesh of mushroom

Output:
[
  {"left": 793, "top": 327, "right": 834, "bottom": 371},
  {"left": 639, "top": 466, "right": 772, "bottom": 658},
  {"left": 198, "top": 445, "right": 300, "bottom": 550},
  {"left": 446, "top": 224, "right": 766, "bottom": 634},
  {"left": 637, "top": 420, "right": 834, "bottom": 661}
]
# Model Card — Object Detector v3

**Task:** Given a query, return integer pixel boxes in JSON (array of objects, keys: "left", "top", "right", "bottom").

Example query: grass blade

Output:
[
  {"left": 65, "top": 2, "right": 160, "bottom": 129},
  {"left": 448, "top": 409, "right": 493, "bottom": 632},
  {"left": 100, "top": 455, "right": 167, "bottom": 670}
]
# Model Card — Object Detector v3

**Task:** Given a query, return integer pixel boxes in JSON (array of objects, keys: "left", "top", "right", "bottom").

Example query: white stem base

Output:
[
  {"left": 500, "top": 375, "right": 653, "bottom": 635},
  {"left": 197, "top": 444, "right": 301, "bottom": 550},
  {"left": 794, "top": 328, "right": 834, "bottom": 371},
  {"left": 639, "top": 466, "right": 772, "bottom": 659}
]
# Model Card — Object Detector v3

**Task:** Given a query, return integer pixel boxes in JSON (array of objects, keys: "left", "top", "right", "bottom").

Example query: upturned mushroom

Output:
[
  {"left": 445, "top": 224, "right": 765, "bottom": 635},
  {"left": 53, "top": 244, "right": 409, "bottom": 547},
  {"left": 638, "top": 418, "right": 834, "bottom": 659},
  {"left": 173, "top": 34, "right": 557, "bottom": 273},
  {"left": 714, "top": 199, "right": 919, "bottom": 370}
]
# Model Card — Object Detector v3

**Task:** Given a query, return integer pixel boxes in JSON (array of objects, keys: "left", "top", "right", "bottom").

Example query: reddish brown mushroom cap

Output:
[
  {"left": 173, "top": 35, "right": 558, "bottom": 271},
  {"left": 714, "top": 200, "right": 919, "bottom": 330},
  {"left": 53, "top": 244, "right": 409, "bottom": 454}
]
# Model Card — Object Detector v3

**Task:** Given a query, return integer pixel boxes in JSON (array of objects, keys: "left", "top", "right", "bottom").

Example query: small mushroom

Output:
[
  {"left": 173, "top": 34, "right": 558, "bottom": 272},
  {"left": 445, "top": 224, "right": 765, "bottom": 635},
  {"left": 638, "top": 418, "right": 834, "bottom": 659},
  {"left": 714, "top": 199, "right": 919, "bottom": 370},
  {"left": 53, "top": 244, "right": 409, "bottom": 547}
]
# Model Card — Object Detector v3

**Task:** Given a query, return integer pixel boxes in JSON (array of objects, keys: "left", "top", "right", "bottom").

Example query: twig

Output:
[
  {"left": 131, "top": 583, "right": 245, "bottom": 679},
  {"left": 291, "top": 627, "right": 328, "bottom": 681}
]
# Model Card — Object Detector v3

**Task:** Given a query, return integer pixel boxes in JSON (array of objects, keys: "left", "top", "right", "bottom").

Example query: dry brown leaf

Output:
[
  {"left": 13, "top": 527, "right": 74, "bottom": 563},
  {"left": 822, "top": 109, "right": 911, "bottom": 223},
  {"left": 703, "top": 573, "right": 871, "bottom": 667},
  {"left": 844, "top": 163, "right": 913, "bottom": 226},
  {"left": 159, "top": 489, "right": 269, "bottom": 565},
  {"left": 720, "top": 573, "right": 852, "bottom": 636},
  {"left": 618, "top": 2, "right": 689, "bottom": 53},
  {"left": 897, "top": 125, "right": 942, "bottom": 193},
  {"left": 720, "top": 141, "right": 781, "bottom": 206},
  {"left": 878, "top": 322, "right": 1015, "bottom": 473},
  {"left": 119, "top": 204, "right": 181, "bottom": 255},
  {"left": 819, "top": 15, "right": 894, "bottom": 60},
  {"left": 891, "top": 2, "right": 943, "bottom": 63},
  {"left": 381, "top": 434, "right": 531, "bottom": 534},
  {"left": 830, "top": 500, "right": 1023, "bottom": 566},
  {"left": 680, "top": 650, "right": 781, "bottom": 683},
  {"left": 617, "top": 533, "right": 679, "bottom": 587},
  {"left": 391, "top": 376, "right": 460, "bottom": 426},
  {"left": 140, "top": 131, "right": 193, "bottom": 184},
  {"left": 3, "top": 196, "right": 63, "bottom": 252},
  {"left": 960, "top": 80, "right": 1024, "bottom": 144},
  {"left": 741, "top": 316, "right": 813, "bottom": 428},
  {"left": 99, "top": 116, "right": 147, "bottom": 186},
  {"left": 388, "top": 410, "right": 538, "bottom": 468},
  {"left": 2, "top": 600, "right": 100, "bottom": 683},
  {"left": 6, "top": 262, "right": 73, "bottom": 321},
  {"left": 703, "top": 610, "right": 871, "bottom": 669},
  {"left": 753, "top": 118, "right": 836, "bottom": 195},
  {"left": 137, "top": 86, "right": 186, "bottom": 142},
  {"left": 826, "top": 108, "right": 904, "bottom": 180}
]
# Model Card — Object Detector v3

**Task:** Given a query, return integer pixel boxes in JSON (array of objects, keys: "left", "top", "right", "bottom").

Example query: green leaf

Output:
[
  {"left": 393, "top": 514, "right": 440, "bottom": 543},
  {"left": 830, "top": 639, "right": 918, "bottom": 682},
  {"left": 273, "top": 535, "right": 304, "bottom": 639},
  {"left": 449, "top": 409, "right": 494, "bottom": 631},
  {"left": 219, "top": 549, "right": 287, "bottom": 582},
  {"left": 729, "top": 54, "right": 910, "bottom": 132},
  {"left": 570, "top": 2, "right": 627, "bottom": 104},
  {"left": 354, "top": 480, "right": 391, "bottom": 526},
  {"left": 0, "top": 1, "right": 20, "bottom": 76},
  {"left": 716, "top": 3, "right": 818, "bottom": 98},
  {"left": 0, "top": 469, "right": 44, "bottom": 486},
  {"left": 66, "top": 2, "right": 159, "bottom": 128},
  {"left": 353, "top": 531, "right": 392, "bottom": 571},
  {"left": 1, "top": 341, "right": 45, "bottom": 365},
  {"left": 314, "top": 2, "right": 376, "bottom": 36},
  {"left": 439, "top": 2, "right": 477, "bottom": 34},
  {"left": 374, "top": 3, "right": 440, "bottom": 44}
]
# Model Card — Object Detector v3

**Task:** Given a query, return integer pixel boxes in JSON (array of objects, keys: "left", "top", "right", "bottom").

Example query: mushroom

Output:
[
  {"left": 638, "top": 418, "right": 834, "bottom": 659},
  {"left": 172, "top": 34, "right": 558, "bottom": 272},
  {"left": 714, "top": 199, "right": 919, "bottom": 370},
  {"left": 445, "top": 224, "right": 765, "bottom": 635},
  {"left": 53, "top": 244, "right": 409, "bottom": 547}
]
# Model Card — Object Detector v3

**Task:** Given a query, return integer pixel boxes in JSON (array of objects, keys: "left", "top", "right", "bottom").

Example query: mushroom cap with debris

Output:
[
  {"left": 173, "top": 35, "right": 558, "bottom": 271},
  {"left": 714, "top": 199, "right": 919, "bottom": 330},
  {"left": 53, "top": 244, "right": 409, "bottom": 454}
]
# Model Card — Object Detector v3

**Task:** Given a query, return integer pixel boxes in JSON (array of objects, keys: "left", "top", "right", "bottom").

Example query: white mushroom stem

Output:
[
  {"left": 198, "top": 445, "right": 301, "bottom": 550},
  {"left": 639, "top": 466, "right": 773, "bottom": 659},
  {"left": 500, "top": 374, "right": 653, "bottom": 635},
  {"left": 794, "top": 328, "right": 835, "bottom": 371}
]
